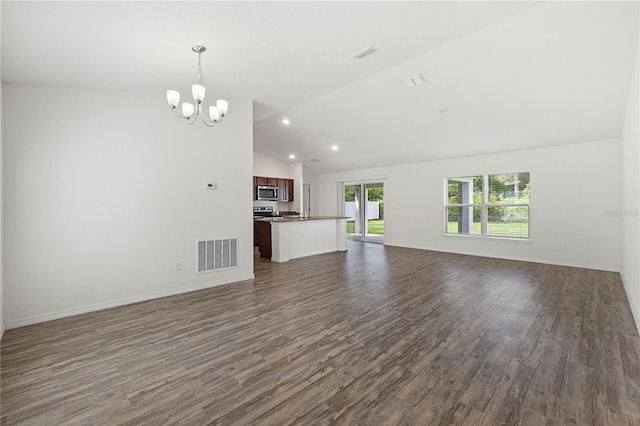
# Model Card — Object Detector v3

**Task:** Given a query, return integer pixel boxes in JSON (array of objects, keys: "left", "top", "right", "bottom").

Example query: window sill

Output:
[{"left": 443, "top": 233, "right": 532, "bottom": 243}]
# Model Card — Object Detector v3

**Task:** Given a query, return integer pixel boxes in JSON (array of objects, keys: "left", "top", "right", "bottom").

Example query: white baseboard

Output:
[
  {"left": 620, "top": 270, "right": 640, "bottom": 333},
  {"left": 6, "top": 273, "right": 255, "bottom": 330},
  {"left": 383, "top": 243, "right": 621, "bottom": 273},
  {"left": 272, "top": 248, "right": 341, "bottom": 263},
  {"left": 630, "top": 296, "right": 640, "bottom": 333},
  {"left": 289, "top": 248, "right": 338, "bottom": 260}
]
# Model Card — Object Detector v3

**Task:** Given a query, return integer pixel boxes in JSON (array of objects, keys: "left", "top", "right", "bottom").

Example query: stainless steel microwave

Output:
[{"left": 257, "top": 186, "right": 278, "bottom": 200}]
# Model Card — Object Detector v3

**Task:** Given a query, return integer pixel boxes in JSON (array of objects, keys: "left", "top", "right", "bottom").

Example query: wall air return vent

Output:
[
  {"left": 351, "top": 46, "right": 380, "bottom": 60},
  {"left": 197, "top": 238, "right": 238, "bottom": 273}
]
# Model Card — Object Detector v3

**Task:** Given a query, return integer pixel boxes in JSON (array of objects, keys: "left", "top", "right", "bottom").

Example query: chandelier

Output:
[{"left": 166, "top": 46, "right": 228, "bottom": 127}]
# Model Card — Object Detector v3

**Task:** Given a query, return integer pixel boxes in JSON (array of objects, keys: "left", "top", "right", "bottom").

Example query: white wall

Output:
[
  {"left": 0, "top": 1, "right": 4, "bottom": 339},
  {"left": 303, "top": 167, "right": 318, "bottom": 216},
  {"left": 253, "top": 150, "right": 290, "bottom": 178},
  {"left": 3, "top": 84, "right": 254, "bottom": 328},
  {"left": 288, "top": 162, "right": 303, "bottom": 214},
  {"left": 315, "top": 139, "right": 622, "bottom": 271},
  {"left": 621, "top": 46, "right": 640, "bottom": 331}
]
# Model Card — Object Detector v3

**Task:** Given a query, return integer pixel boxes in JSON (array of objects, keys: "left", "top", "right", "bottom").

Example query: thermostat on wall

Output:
[{"left": 204, "top": 182, "right": 218, "bottom": 190}]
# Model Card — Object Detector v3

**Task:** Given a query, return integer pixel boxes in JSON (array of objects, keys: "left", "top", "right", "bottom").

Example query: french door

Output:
[{"left": 344, "top": 182, "right": 384, "bottom": 243}]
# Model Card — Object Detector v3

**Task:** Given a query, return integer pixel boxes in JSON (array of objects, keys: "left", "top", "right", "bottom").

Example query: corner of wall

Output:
[
  {"left": 0, "top": 0, "right": 5, "bottom": 341},
  {"left": 621, "top": 42, "right": 640, "bottom": 333}
]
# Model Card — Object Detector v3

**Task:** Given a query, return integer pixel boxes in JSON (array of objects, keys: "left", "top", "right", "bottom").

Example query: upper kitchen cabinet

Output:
[
  {"left": 287, "top": 179, "right": 294, "bottom": 202},
  {"left": 277, "top": 179, "right": 286, "bottom": 202},
  {"left": 278, "top": 178, "right": 291, "bottom": 202},
  {"left": 255, "top": 176, "right": 278, "bottom": 187}
]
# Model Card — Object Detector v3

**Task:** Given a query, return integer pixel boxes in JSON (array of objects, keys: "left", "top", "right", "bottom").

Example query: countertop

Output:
[{"left": 254, "top": 216, "right": 349, "bottom": 223}]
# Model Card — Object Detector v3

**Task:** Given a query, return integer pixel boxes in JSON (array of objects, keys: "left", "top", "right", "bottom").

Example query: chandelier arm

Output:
[
  {"left": 200, "top": 116, "right": 216, "bottom": 127},
  {"left": 198, "top": 104, "right": 217, "bottom": 127},
  {"left": 170, "top": 107, "right": 197, "bottom": 125},
  {"left": 170, "top": 108, "right": 188, "bottom": 119},
  {"left": 186, "top": 109, "right": 198, "bottom": 125}
]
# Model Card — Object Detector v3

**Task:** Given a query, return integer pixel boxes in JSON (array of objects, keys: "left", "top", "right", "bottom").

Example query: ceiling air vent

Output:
[
  {"left": 309, "top": 158, "right": 323, "bottom": 164},
  {"left": 318, "top": 130, "right": 334, "bottom": 138},
  {"left": 351, "top": 46, "right": 380, "bottom": 60},
  {"left": 403, "top": 73, "right": 426, "bottom": 88}
]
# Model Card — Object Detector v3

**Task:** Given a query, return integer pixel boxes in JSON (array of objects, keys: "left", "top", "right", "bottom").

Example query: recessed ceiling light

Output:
[
  {"left": 288, "top": 154, "right": 296, "bottom": 159},
  {"left": 331, "top": 145, "right": 338, "bottom": 151},
  {"left": 282, "top": 119, "right": 290, "bottom": 125}
]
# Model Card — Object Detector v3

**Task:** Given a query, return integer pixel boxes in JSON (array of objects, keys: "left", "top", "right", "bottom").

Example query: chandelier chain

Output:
[{"left": 197, "top": 52, "right": 204, "bottom": 86}]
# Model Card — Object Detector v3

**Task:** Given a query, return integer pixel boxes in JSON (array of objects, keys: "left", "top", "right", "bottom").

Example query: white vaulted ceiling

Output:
[{"left": 2, "top": 1, "right": 638, "bottom": 173}]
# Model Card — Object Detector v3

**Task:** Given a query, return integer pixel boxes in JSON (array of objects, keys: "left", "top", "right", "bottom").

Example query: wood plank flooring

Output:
[{"left": 2, "top": 242, "right": 640, "bottom": 425}]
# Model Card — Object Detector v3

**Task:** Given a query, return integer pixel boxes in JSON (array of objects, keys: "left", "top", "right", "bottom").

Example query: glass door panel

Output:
[{"left": 344, "top": 183, "right": 384, "bottom": 243}]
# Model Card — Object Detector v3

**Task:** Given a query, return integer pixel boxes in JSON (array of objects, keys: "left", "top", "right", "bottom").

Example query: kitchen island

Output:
[{"left": 254, "top": 216, "right": 348, "bottom": 262}]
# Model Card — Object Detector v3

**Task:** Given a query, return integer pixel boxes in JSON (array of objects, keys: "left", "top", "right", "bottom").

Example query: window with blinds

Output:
[{"left": 445, "top": 172, "right": 530, "bottom": 239}]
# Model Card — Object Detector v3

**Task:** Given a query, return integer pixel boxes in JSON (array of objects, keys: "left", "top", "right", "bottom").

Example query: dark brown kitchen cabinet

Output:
[
  {"left": 254, "top": 221, "right": 272, "bottom": 259},
  {"left": 287, "top": 179, "right": 294, "bottom": 202},
  {"left": 277, "top": 179, "right": 288, "bottom": 201},
  {"left": 254, "top": 176, "right": 278, "bottom": 187},
  {"left": 277, "top": 178, "right": 295, "bottom": 202},
  {"left": 287, "top": 179, "right": 294, "bottom": 201}
]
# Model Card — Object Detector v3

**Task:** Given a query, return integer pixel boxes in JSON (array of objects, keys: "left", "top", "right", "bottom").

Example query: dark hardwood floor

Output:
[{"left": 2, "top": 241, "right": 640, "bottom": 425}]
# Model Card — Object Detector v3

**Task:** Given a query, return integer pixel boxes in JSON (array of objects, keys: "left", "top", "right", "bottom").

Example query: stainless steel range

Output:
[{"left": 253, "top": 206, "right": 280, "bottom": 218}]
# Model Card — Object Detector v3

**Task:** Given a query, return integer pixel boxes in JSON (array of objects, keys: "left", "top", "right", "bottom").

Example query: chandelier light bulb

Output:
[
  {"left": 182, "top": 102, "right": 195, "bottom": 118},
  {"left": 166, "top": 45, "right": 229, "bottom": 127},
  {"left": 209, "top": 106, "right": 220, "bottom": 122},
  {"left": 216, "top": 99, "right": 228, "bottom": 116},
  {"left": 192, "top": 84, "right": 205, "bottom": 103},
  {"left": 166, "top": 90, "right": 180, "bottom": 109}
]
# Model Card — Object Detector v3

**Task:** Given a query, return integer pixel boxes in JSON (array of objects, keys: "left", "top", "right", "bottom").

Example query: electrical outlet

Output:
[{"left": 175, "top": 261, "right": 182, "bottom": 272}]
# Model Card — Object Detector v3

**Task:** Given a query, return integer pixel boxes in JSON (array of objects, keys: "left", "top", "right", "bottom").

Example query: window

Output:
[{"left": 445, "top": 172, "right": 530, "bottom": 239}]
